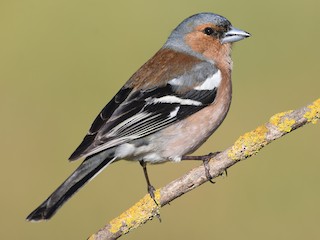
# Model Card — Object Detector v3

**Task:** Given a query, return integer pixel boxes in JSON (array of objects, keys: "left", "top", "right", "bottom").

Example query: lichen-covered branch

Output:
[{"left": 88, "top": 98, "right": 320, "bottom": 240}]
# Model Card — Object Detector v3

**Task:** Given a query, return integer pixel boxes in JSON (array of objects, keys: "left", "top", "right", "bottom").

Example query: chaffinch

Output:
[{"left": 27, "top": 12, "right": 250, "bottom": 221}]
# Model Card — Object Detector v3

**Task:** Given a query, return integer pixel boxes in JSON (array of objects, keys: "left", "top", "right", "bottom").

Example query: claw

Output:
[
  {"left": 203, "top": 158, "right": 215, "bottom": 184},
  {"left": 181, "top": 152, "right": 221, "bottom": 184},
  {"left": 147, "top": 184, "right": 158, "bottom": 205}
]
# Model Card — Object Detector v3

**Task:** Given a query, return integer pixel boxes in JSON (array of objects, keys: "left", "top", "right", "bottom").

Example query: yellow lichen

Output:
[
  {"left": 109, "top": 189, "right": 161, "bottom": 234},
  {"left": 269, "top": 110, "right": 296, "bottom": 132},
  {"left": 304, "top": 98, "right": 320, "bottom": 124},
  {"left": 228, "top": 125, "right": 268, "bottom": 160}
]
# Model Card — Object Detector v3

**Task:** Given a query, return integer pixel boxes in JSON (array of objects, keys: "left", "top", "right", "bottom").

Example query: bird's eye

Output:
[{"left": 204, "top": 27, "right": 214, "bottom": 35}]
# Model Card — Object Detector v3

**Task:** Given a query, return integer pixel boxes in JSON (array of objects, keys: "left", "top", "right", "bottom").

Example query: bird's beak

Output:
[{"left": 221, "top": 27, "right": 251, "bottom": 44}]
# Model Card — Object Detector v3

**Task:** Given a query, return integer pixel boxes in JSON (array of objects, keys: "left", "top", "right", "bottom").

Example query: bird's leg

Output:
[
  {"left": 139, "top": 160, "right": 157, "bottom": 205},
  {"left": 181, "top": 152, "right": 221, "bottom": 184}
]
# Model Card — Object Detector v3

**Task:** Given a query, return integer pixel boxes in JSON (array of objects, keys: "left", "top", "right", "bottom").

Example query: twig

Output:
[{"left": 88, "top": 98, "right": 320, "bottom": 240}]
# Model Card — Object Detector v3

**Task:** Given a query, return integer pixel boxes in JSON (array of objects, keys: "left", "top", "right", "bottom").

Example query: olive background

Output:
[{"left": 1, "top": 1, "right": 319, "bottom": 239}]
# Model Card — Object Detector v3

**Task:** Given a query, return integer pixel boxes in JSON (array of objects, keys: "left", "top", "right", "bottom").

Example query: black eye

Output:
[{"left": 204, "top": 27, "right": 214, "bottom": 35}]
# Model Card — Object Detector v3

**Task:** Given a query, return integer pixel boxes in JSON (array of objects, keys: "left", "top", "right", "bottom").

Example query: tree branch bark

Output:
[{"left": 88, "top": 98, "right": 320, "bottom": 240}]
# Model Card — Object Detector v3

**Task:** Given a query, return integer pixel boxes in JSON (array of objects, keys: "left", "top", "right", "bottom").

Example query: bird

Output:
[{"left": 26, "top": 12, "right": 250, "bottom": 221}]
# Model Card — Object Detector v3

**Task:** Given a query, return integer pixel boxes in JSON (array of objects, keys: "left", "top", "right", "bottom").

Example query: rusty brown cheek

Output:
[{"left": 184, "top": 32, "right": 232, "bottom": 72}]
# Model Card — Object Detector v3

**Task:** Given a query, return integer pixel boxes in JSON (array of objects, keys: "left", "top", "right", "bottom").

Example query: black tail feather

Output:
[{"left": 26, "top": 152, "right": 115, "bottom": 221}]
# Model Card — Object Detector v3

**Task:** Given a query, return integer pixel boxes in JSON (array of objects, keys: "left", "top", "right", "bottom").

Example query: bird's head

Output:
[{"left": 164, "top": 13, "right": 250, "bottom": 62}]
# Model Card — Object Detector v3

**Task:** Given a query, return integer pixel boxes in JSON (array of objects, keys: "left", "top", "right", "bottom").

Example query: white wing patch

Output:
[
  {"left": 194, "top": 70, "right": 222, "bottom": 90},
  {"left": 147, "top": 96, "right": 202, "bottom": 106},
  {"left": 169, "top": 106, "right": 180, "bottom": 118}
]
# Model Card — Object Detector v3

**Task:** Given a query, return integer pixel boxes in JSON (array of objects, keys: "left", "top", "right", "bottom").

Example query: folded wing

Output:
[{"left": 69, "top": 56, "right": 221, "bottom": 161}]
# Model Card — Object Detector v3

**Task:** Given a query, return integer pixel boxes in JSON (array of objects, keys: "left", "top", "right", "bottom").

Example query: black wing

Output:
[
  {"left": 69, "top": 61, "right": 219, "bottom": 160},
  {"left": 69, "top": 87, "right": 132, "bottom": 160}
]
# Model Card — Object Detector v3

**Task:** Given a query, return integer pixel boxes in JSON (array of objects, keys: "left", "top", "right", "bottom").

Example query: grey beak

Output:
[{"left": 221, "top": 27, "right": 251, "bottom": 44}]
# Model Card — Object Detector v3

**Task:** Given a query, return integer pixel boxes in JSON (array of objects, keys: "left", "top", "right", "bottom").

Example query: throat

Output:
[{"left": 204, "top": 43, "right": 233, "bottom": 75}]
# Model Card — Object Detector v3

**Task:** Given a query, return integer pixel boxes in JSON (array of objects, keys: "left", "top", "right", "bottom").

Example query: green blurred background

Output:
[{"left": 1, "top": 0, "right": 319, "bottom": 239}]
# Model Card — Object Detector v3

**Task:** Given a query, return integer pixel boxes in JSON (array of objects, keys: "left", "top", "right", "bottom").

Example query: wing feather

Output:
[{"left": 69, "top": 59, "right": 221, "bottom": 160}]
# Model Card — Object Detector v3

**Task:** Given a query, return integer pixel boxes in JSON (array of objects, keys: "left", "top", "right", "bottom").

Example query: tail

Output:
[{"left": 26, "top": 151, "right": 115, "bottom": 221}]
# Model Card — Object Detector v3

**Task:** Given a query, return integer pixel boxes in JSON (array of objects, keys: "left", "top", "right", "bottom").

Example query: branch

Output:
[{"left": 88, "top": 98, "right": 320, "bottom": 240}]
